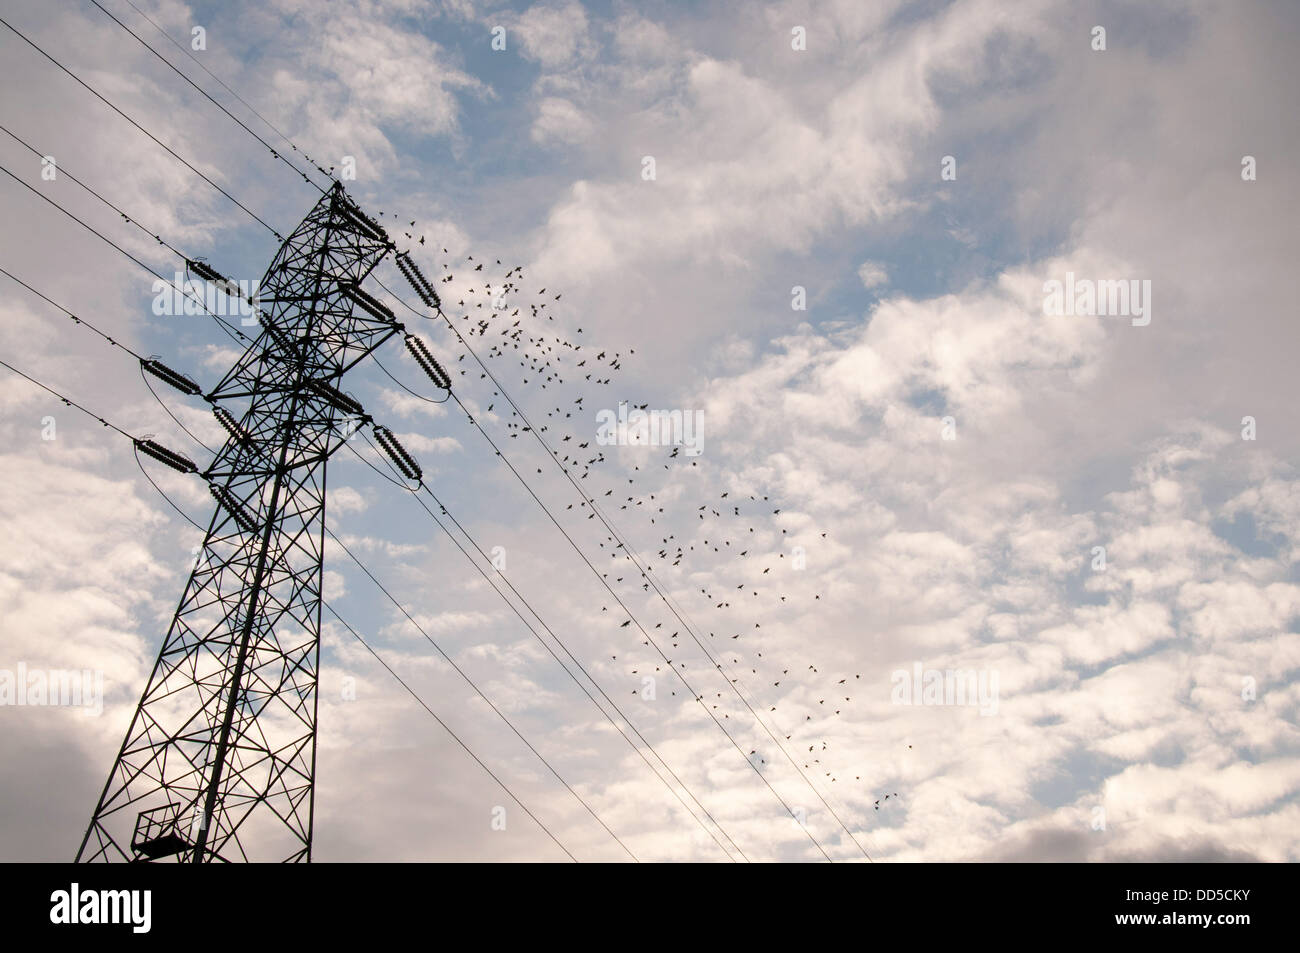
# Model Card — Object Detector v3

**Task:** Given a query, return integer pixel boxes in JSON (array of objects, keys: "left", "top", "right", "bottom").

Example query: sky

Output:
[{"left": 0, "top": 0, "right": 1297, "bottom": 862}]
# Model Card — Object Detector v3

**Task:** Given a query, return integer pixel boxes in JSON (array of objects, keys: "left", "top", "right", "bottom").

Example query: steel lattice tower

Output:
[{"left": 78, "top": 183, "right": 400, "bottom": 862}]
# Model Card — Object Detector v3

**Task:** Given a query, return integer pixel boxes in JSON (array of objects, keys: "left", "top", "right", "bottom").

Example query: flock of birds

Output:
[{"left": 365, "top": 208, "right": 909, "bottom": 814}]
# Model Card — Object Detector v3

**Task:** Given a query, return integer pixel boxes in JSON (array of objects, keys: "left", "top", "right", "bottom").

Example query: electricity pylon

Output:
[{"left": 78, "top": 183, "right": 403, "bottom": 862}]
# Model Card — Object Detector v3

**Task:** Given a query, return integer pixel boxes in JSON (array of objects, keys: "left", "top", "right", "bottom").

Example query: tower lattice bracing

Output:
[{"left": 78, "top": 184, "right": 398, "bottom": 862}]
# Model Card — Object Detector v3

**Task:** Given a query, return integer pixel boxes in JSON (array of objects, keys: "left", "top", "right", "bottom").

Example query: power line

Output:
[
  {"left": 0, "top": 158, "right": 254, "bottom": 349},
  {"left": 585, "top": 495, "right": 878, "bottom": 860},
  {"left": 368, "top": 277, "right": 841, "bottom": 860},
  {"left": 0, "top": 14, "right": 284, "bottom": 239},
  {"left": 2, "top": 261, "right": 221, "bottom": 473},
  {"left": 86, "top": 0, "right": 327, "bottom": 193},
  {"left": 363, "top": 288, "right": 841, "bottom": 859},
  {"left": 435, "top": 388, "right": 834, "bottom": 860},
  {"left": 0, "top": 162, "right": 171, "bottom": 287},
  {"left": 0, "top": 356, "right": 136, "bottom": 440},
  {"left": 0, "top": 263, "right": 144, "bottom": 361},
  {"left": 396, "top": 285, "right": 875, "bottom": 860},
  {"left": 414, "top": 482, "right": 748, "bottom": 861},
  {"left": 322, "top": 602, "right": 578, "bottom": 862},
  {"left": 115, "top": 0, "right": 336, "bottom": 184},
  {"left": 375, "top": 280, "right": 868, "bottom": 859},
  {"left": 325, "top": 526, "right": 641, "bottom": 863},
  {"left": 1, "top": 121, "right": 192, "bottom": 263},
  {"left": 366, "top": 284, "right": 837, "bottom": 863},
  {"left": 350, "top": 431, "right": 747, "bottom": 860},
  {"left": 638, "top": 555, "right": 881, "bottom": 860},
  {"left": 418, "top": 387, "right": 832, "bottom": 852}
]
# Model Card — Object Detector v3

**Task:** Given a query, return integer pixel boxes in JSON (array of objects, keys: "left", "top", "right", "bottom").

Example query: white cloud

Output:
[
  {"left": 511, "top": 1, "right": 594, "bottom": 69},
  {"left": 531, "top": 97, "right": 593, "bottom": 146},
  {"left": 857, "top": 260, "right": 888, "bottom": 289}
]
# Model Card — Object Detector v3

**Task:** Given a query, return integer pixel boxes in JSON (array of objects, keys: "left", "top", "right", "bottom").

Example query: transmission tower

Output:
[{"left": 77, "top": 183, "right": 407, "bottom": 862}]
